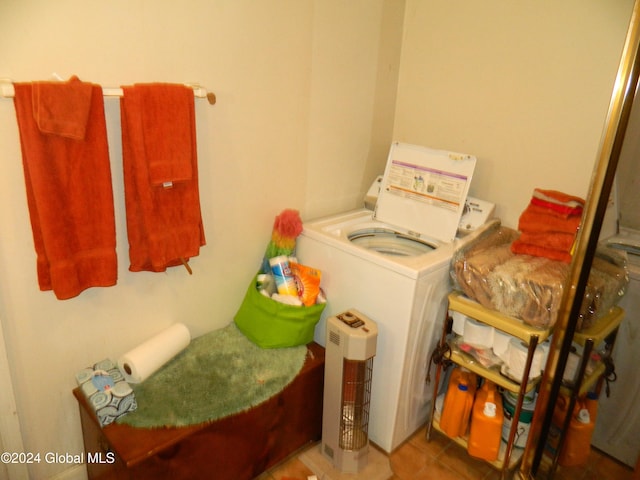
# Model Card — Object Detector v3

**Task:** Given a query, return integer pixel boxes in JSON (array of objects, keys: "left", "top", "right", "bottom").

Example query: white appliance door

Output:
[{"left": 375, "top": 142, "right": 476, "bottom": 243}]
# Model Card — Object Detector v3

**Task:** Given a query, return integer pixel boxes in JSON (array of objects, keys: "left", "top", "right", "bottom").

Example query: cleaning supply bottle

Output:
[
  {"left": 468, "top": 380, "right": 503, "bottom": 461},
  {"left": 269, "top": 255, "right": 298, "bottom": 296},
  {"left": 440, "top": 368, "right": 475, "bottom": 438},
  {"left": 558, "top": 399, "right": 595, "bottom": 467}
]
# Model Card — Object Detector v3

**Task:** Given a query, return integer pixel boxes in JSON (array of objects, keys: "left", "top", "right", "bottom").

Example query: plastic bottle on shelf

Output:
[
  {"left": 440, "top": 368, "right": 476, "bottom": 438},
  {"left": 558, "top": 399, "right": 595, "bottom": 467},
  {"left": 468, "top": 380, "right": 503, "bottom": 461}
]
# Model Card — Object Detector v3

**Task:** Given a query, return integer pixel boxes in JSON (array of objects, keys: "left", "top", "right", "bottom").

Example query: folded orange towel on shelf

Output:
[
  {"left": 517, "top": 204, "right": 582, "bottom": 235},
  {"left": 517, "top": 231, "right": 577, "bottom": 252},
  {"left": 511, "top": 188, "right": 585, "bottom": 264},
  {"left": 120, "top": 83, "right": 205, "bottom": 272},
  {"left": 511, "top": 240, "right": 573, "bottom": 264},
  {"left": 530, "top": 188, "right": 585, "bottom": 218},
  {"left": 138, "top": 84, "right": 194, "bottom": 186},
  {"left": 13, "top": 79, "right": 117, "bottom": 299}
]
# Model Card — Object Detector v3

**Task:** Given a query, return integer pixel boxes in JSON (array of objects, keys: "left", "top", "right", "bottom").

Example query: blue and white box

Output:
[{"left": 76, "top": 358, "right": 137, "bottom": 426}]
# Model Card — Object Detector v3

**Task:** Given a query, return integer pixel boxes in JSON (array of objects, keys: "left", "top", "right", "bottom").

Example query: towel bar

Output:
[{"left": 0, "top": 79, "right": 216, "bottom": 105}]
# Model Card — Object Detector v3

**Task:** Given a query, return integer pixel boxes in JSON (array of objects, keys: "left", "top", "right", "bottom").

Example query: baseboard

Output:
[{"left": 49, "top": 464, "right": 86, "bottom": 480}]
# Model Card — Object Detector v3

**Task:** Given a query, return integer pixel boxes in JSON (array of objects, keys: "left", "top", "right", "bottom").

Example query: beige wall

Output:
[
  {"left": 394, "top": 0, "right": 635, "bottom": 227},
  {"left": 304, "top": 0, "right": 405, "bottom": 218},
  {"left": 0, "top": 1, "right": 633, "bottom": 479}
]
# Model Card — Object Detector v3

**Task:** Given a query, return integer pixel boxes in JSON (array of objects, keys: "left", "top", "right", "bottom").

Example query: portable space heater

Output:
[{"left": 321, "top": 309, "right": 378, "bottom": 473}]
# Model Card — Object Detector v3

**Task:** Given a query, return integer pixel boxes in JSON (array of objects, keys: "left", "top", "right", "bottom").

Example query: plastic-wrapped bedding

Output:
[{"left": 451, "top": 223, "right": 628, "bottom": 330}]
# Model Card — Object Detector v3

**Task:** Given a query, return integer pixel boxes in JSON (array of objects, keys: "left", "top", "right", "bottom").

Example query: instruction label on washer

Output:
[{"left": 386, "top": 159, "right": 469, "bottom": 212}]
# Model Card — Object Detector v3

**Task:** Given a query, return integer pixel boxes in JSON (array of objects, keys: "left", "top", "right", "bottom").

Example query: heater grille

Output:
[
  {"left": 340, "top": 357, "right": 373, "bottom": 450},
  {"left": 321, "top": 310, "right": 378, "bottom": 473},
  {"left": 329, "top": 330, "right": 341, "bottom": 346}
]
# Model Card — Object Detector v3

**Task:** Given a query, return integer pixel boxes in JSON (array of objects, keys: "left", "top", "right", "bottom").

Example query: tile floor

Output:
[{"left": 257, "top": 424, "right": 636, "bottom": 480}]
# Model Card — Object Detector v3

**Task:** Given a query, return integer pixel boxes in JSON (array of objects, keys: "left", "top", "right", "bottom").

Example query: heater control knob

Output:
[{"left": 337, "top": 311, "right": 365, "bottom": 328}]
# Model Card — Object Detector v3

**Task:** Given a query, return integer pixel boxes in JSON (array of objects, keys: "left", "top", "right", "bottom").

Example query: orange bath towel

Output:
[
  {"left": 13, "top": 78, "right": 117, "bottom": 299},
  {"left": 120, "top": 83, "right": 205, "bottom": 272}
]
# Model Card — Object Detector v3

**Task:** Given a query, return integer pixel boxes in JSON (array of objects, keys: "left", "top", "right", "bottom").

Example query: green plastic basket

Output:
[{"left": 234, "top": 274, "right": 325, "bottom": 349}]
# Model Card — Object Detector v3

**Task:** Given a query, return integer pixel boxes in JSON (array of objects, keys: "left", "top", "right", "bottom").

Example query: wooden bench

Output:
[{"left": 73, "top": 342, "right": 325, "bottom": 480}]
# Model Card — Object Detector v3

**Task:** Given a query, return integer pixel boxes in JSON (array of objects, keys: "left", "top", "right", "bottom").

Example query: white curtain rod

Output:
[{"left": 0, "top": 79, "right": 216, "bottom": 105}]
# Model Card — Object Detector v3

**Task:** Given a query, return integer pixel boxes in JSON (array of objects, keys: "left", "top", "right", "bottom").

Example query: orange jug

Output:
[
  {"left": 468, "top": 381, "right": 503, "bottom": 461},
  {"left": 440, "top": 368, "right": 476, "bottom": 438},
  {"left": 558, "top": 399, "right": 595, "bottom": 467}
]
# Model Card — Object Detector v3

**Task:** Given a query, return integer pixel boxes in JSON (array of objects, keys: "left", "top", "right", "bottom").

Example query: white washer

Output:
[{"left": 297, "top": 142, "right": 480, "bottom": 452}]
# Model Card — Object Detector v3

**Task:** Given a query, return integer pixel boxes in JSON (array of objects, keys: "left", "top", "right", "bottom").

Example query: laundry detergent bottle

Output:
[
  {"left": 468, "top": 380, "right": 503, "bottom": 461},
  {"left": 558, "top": 400, "right": 595, "bottom": 467},
  {"left": 440, "top": 368, "right": 475, "bottom": 438}
]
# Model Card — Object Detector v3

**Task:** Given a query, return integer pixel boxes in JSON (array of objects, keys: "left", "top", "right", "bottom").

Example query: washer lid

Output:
[{"left": 374, "top": 142, "right": 477, "bottom": 243}]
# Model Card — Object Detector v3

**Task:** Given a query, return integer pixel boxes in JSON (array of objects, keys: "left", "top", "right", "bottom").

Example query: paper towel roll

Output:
[
  {"left": 118, "top": 323, "right": 191, "bottom": 383},
  {"left": 451, "top": 311, "right": 467, "bottom": 336},
  {"left": 503, "top": 338, "right": 544, "bottom": 383},
  {"left": 492, "top": 330, "right": 512, "bottom": 360},
  {"left": 462, "top": 318, "right": 494, "bottom": 349}
]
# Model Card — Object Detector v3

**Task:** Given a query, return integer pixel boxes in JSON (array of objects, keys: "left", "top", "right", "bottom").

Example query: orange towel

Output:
[
  {"left": 120, "top": 83, "right": 205, "bottom": 272},
  {"left": 517, "top": 231, "right": 576, "bottom": 252},
  {"left": 511, "top": 240, "right": 573, "bottom": 263},
  {"left": 530, "top": 188, "right": 585, "bottom": 218},
  {"left": 13, "top": 79, "right": 117, "bottom": 299},
  {"left": 32, "top": 76, "right": 93, "bottom": 139},
  {"left": 532, "top": 188, "right": 585, "bottom": 208},
  {"left": 511, "top": 188, "right": 584, "bottom": 263},
  {"left": 517, "top": 204, "right": 582, "bottom": 235},
  {"left": 138, "top": 84, "right": 194, "bottom": 185}
]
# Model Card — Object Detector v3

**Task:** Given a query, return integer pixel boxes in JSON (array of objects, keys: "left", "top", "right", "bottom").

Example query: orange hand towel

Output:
[
  {"left": 32, "top": 75, "right": 93, "bottom": 139},
  {"left": 531, "top": 188, "right": 585, "bottom": 218},
  {"left": 517, "top": 204, "right": 582, "bottom": 235},
  {"left": 13, "top": 79, "right": 117, "bottom": 299},
  {"left": 120, "top": 84, "right": 205, "bottom": 272},
  {"left": 138, "top": 84, "right": 194, "bottom": 185},
  {"left": 532, "top": 188, "right": 585, "bottom": 208}
]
